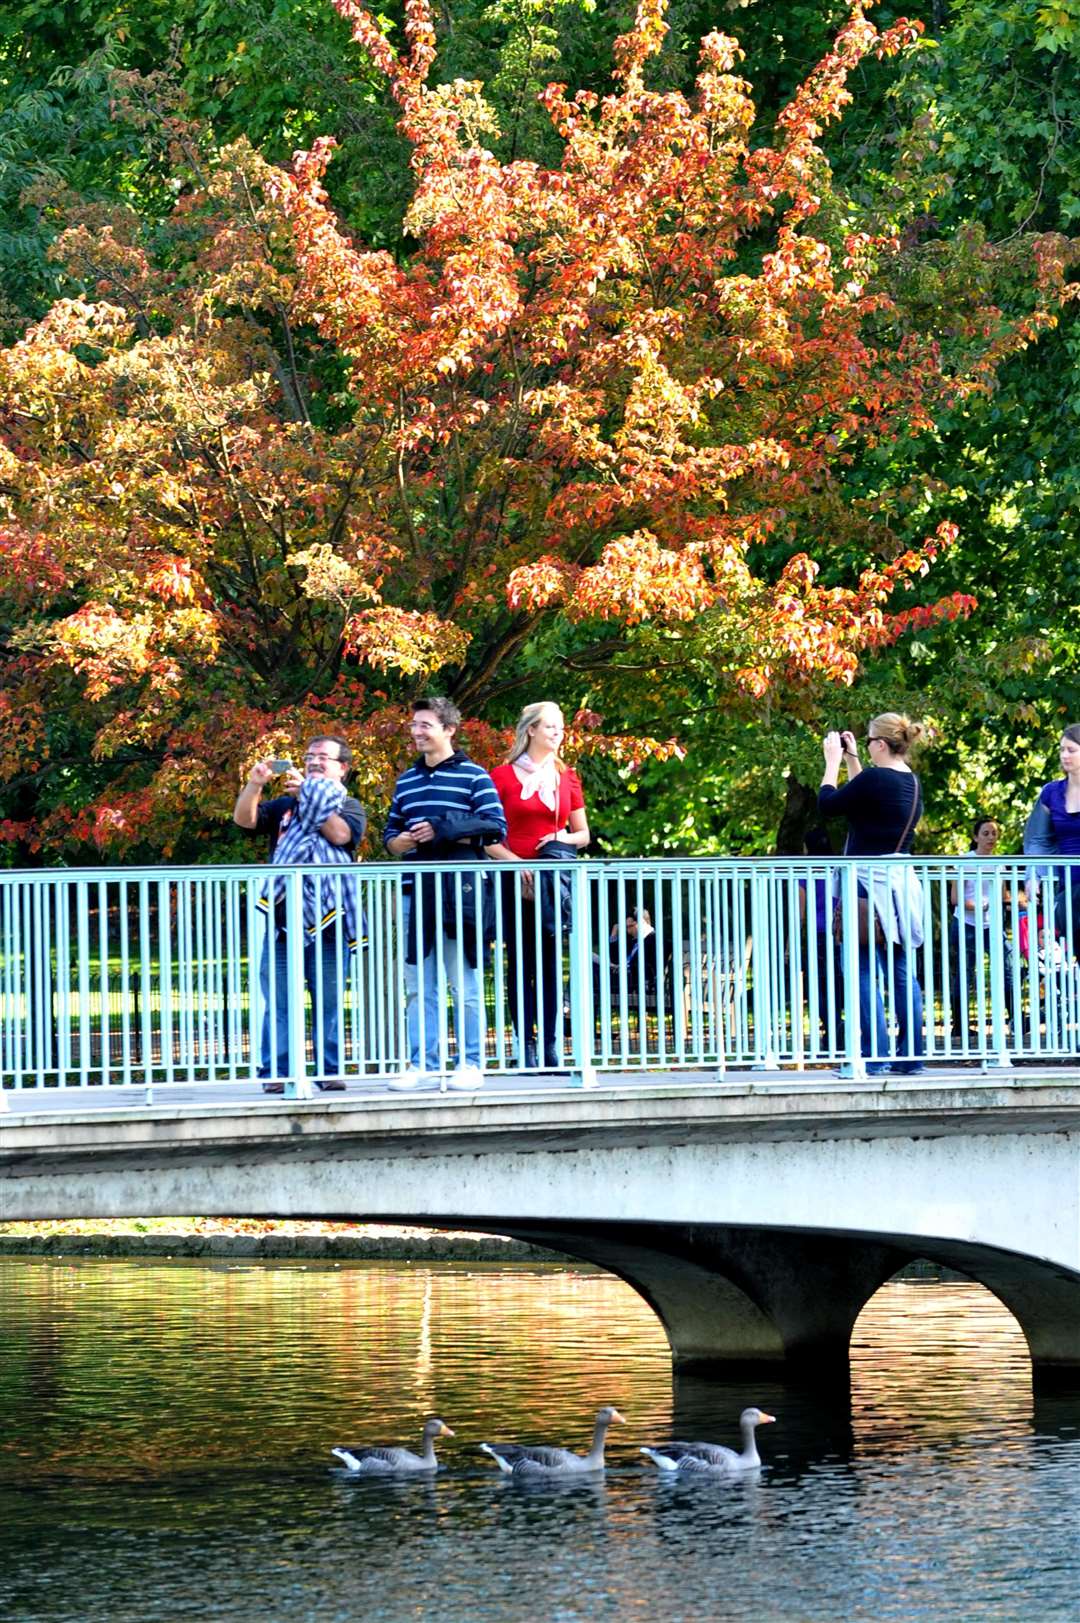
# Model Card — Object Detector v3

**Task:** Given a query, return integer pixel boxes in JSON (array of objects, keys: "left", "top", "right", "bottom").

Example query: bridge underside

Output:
[{"left": 475, "top": 1221, "right": 1080, "bottom": 1390}]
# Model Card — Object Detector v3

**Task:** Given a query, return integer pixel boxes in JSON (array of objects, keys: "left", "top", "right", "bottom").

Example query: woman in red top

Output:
[{"left": 488, "top": 703, "right": 590, "bottom": 1068}]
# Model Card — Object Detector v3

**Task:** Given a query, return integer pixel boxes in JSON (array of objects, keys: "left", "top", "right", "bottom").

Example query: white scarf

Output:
[{"left": 512, "top": 753, "right": 559, "bottom": 813}]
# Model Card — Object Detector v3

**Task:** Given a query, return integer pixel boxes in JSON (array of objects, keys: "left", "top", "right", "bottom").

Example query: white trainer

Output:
[
  {"left": 447, "top": 1065, "right": 483, "bottom": 1091},
  {"left": 387, "top": 1068, "right": 431, "bottom": 1092}
]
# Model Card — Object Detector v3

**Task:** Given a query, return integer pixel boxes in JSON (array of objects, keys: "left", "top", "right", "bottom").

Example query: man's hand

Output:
[
  {"left": 387, "top": 821, "right": 433, "bottom": 856},
  {"left": 283, "top": 768, "right": 304, "bottom": 795},
  {"left": 247, "top": 759, "right": 276, "bottom": 788},
  {"left": 234, "top": 759, "right": 276, "bottom": 830}
]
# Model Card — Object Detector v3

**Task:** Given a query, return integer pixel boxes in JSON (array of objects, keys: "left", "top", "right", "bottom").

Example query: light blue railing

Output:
[{"left": 1, "top": 857, "right": 1078, "bottom": 1097}]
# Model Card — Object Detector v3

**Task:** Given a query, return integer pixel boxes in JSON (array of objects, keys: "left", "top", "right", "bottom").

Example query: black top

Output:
[
  {"left": 818, "top": 769, "right": 921, "bottom": 856},
  {"left": 255, "top": 794, "right": 367, "bottom": 862}
]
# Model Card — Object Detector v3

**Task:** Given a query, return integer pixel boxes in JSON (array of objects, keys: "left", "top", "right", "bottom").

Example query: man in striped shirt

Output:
[{"left": 384, "top": 696, "right": 507, "bottom": 1090}]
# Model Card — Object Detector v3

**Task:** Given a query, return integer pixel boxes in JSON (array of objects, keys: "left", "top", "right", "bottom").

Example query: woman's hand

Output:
[
  {"left": 822, "top": 731, "right": 844, "bottom": 769},
  {"left": 839, "top": 730, "right": 859, "bottom": 760},
  {"left": 521, "top": 869, "right": 535, "bottom": 901}
]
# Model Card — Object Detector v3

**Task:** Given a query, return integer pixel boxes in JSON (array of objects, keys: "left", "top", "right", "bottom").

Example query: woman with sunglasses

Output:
[{"left": 819, "top": 713, "right": 925, "bottom": 1075}]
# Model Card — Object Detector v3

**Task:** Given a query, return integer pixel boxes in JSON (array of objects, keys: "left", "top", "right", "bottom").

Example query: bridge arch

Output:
[{"left": 471, "top": 1220, "right": 1080, "bottom": 1390}]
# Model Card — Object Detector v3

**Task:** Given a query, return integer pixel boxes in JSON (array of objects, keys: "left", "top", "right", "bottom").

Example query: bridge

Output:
[
  {"left": 5, "top": 1071, "right": 1080, "bottom": 1387},
  {"left": 2, "top": 858, "right": 1080, "bottom": 1388}
]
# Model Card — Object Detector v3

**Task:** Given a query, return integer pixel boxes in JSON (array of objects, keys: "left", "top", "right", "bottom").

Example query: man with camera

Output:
[{"left": 234, "top": 737, "right": 367, "bottom": 1092}]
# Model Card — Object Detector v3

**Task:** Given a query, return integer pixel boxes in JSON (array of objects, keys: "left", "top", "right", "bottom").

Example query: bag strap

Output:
[
  {"left": 894, "top": 774, "right": 920, "bottom": 854},
  {"left": 836, "top": 770, "right": 919, "bottom": 870}
]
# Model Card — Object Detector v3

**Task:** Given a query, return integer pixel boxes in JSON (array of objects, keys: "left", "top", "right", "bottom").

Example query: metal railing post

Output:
[
  {"left": 838, "top": 861, "right": 865, "bottom": 1080},
  {"left": 985, "top": 867, "right": 1011, "bottom": 1070},
  {"left": 750, "top": 867, "right": 777, "bottom": 1069},
  {"left": 568, "top": 862, "right": 597, "bottom": 1088}
]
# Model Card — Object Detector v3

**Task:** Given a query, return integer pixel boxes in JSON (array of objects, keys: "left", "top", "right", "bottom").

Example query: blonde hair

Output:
[
  {"left": 869, "top": 712, "right": 924, "bottom": 759},
  {"left": 506, "top": 701, "right": 567, "bottom": 772}
]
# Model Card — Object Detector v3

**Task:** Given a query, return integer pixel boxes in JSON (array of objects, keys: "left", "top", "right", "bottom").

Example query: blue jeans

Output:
[
  {"left": 858, "top": 940, "right": 924, "bottom": 1065},
  {"left": 259, "top": 929, "right": 348, "bottom": 1080},
  {"left": 405, "top": 931, "right": 481, "bottom": 1071},
  {"left": 503, "top": 895, "right": 563, "bottom": 1062}
]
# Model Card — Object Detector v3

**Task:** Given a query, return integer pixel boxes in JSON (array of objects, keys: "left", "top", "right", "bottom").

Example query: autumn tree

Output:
[{"left": 0, "top": 0, "right": 1071, "bottom": 859}]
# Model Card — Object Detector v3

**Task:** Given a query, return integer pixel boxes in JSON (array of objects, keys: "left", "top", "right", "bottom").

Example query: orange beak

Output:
[
  {"left": 759, "top": 1413, "right": 777, "bottom": 1424},
  {"left": 439, "top": 1424, "right": 456, "bottom": 1437},
  {"left": 611, "top": 1410, "right": 627, "bottom": 1424}
]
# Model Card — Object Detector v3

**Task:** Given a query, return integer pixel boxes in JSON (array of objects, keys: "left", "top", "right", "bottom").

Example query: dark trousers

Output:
[
  {"left": 502, "top": 892, "right": 562, "bottom": 1062},
  {"left": 809, "top": 931, "right": 842, "bottom": 1045}
]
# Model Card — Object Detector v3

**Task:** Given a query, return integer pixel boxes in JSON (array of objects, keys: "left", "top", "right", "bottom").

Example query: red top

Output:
[{"left": 490, "top": 762, "right": 586, "bottom": 860}]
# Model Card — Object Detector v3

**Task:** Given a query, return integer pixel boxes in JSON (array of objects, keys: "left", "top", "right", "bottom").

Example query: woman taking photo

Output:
[
  {"left": 1023, "top": 723, "right": 1080, "bottom": 957},
  {"left": 818, "top": 713, "right": 925, "bottom": 1075},
  {"left": 488, "top": 703, "right": 590, "bottom": 1068}
]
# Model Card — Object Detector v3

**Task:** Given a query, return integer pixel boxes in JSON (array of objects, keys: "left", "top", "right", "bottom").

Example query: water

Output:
[{"left": 2, "top": 1256, "right": 1078, "bottom": 1621}]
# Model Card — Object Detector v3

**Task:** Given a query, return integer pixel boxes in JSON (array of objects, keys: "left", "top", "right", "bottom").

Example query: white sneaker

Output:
[
  {"left": 387, "top": 1068, "right": 431, "bottom": 1092},
  {"left": 447, "top": 1064, "right": 483, "bottom": 1091}
]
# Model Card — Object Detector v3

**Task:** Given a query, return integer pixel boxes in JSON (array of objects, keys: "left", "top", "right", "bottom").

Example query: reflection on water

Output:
[
  {"left": 853, "top": 1279, "right": 1031, "bottom": 1447},
  {"left": 1, "top": 1257, "right": 1078, "bottom": 1622}
]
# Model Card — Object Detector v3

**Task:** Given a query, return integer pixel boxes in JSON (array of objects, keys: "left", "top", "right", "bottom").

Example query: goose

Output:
[
  {"left": 641, "top": 1406, "right": 776, "bottom": 1474},
  {"left": 331, "top": 1416, "right": 455, "bottom": 1474},
  {"left": 480, "top": 1405, "right": 626, "bottom": 1476}
]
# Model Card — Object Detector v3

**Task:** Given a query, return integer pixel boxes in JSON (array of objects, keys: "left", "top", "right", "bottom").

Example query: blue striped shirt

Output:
[{"left": 383, "top": 750, "right": 507, "bottom": 854}]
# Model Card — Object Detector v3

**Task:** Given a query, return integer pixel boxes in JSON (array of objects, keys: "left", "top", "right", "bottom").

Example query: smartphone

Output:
[{"left": 267, "top": 759, "right": 294, "bottom": 775}]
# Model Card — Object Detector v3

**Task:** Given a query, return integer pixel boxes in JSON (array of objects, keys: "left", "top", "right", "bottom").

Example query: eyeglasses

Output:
[
  {"left": 865, "top": 735, "right": 879, "bottom": 745},
  {"left": 304, "top": 752, "right": 341, "bottom": 765}
]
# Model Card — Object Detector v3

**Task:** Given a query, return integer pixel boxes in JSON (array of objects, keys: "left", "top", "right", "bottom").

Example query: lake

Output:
[{"left": 2, "top": 1255, "right": 1078, "bottom": 1621}]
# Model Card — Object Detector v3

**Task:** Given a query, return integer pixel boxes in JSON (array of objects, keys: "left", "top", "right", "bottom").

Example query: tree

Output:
[{"left": 0, "top": 0, "right": 1071, "bottom": 859}]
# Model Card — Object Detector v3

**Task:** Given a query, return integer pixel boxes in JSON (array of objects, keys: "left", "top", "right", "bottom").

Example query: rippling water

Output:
[{"left": 2, "top": 1256, "right": 1078, "bottom": 1621}]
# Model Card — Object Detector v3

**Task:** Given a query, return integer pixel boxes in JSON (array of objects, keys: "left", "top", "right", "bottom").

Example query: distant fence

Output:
[{"left": 1, "top": 857, "right": 1078, "bottom": 1095}]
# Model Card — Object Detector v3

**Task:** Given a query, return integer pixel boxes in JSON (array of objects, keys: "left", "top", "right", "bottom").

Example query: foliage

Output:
[{"left": 0, "top": 0, "right": 1074, "bottom": 860}]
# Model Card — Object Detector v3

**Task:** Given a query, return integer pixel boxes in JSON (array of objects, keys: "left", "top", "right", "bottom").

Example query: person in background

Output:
[
  {"left": 819, "top": 713, "right": 925, "bottom": 1076},
  {"left": 595, "top": 907, "right": 659, "bottom": 1003},
  {"left": 233, "top": 737, "right": 366, "bottom": 1093},
  {"left": 487, "top": 702, "right": 590, "bottom": 1068},
  {"left": 1023, "top": 723, "right": 1080, "bottom": 958},
  {"left": 383, "top": 697, "right": 507, "bottom": 1091},
  {"left": 949, "top": 817, "right": 1014, "bottom": 1040}
]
